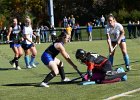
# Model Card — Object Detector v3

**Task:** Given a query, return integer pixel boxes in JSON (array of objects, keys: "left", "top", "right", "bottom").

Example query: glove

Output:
[{"left": 87, "top": 70, "right": 93, "bottom": 80}]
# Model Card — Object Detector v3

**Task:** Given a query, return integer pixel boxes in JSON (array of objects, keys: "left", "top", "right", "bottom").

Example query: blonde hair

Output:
[{"left": 25, "top": 16, "right": 32, "bottom": 26}]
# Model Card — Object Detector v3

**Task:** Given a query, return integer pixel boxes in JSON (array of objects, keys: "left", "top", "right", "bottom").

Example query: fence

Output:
[{"left": 0, "top": 24, "right": 138, "bottom": 44}]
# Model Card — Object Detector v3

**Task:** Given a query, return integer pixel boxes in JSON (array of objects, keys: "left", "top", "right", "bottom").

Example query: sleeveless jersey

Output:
[
  {"left": 10, "top": 25, "right": 21, "bottom": 41},
  {"left": 45, "top": 42, "right": 64, "bottom": 58}
]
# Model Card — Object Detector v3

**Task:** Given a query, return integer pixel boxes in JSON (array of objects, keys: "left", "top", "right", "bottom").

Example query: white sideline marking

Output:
[{"left": 104, "top": 88, "right": 140, "bottom": 100}]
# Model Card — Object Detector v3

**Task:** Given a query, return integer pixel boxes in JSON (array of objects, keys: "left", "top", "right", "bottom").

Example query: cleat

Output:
[
  {"left": 61, "top": 77, "right": 71, "bottom": 82},
  {"left": 40, "top": 82, "right": 49, "bottom": 87},
  {"left": 26, "top": 65, "right": 32, "bottom": 69},
  {"left": 30, "top": 63, "right": 36, "bottom": 68},
  {"left": 126, "top": 66, "right": 131, "bottom": 71},
  {"left": 15, "top": 66, "right": 21, "bottom": 70},
  {"left": 9, "top": 61, "right": 16, "bottom": 68}
]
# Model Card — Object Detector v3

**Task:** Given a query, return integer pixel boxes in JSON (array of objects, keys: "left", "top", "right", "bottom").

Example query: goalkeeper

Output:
[{"left": 75, "top": 49, "right": 127, "bottom": 84}]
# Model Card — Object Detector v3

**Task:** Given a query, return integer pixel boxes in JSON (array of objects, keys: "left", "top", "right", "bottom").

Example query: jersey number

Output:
[{"left": 91, "top": 54, "right": 99, "bottom": 58}]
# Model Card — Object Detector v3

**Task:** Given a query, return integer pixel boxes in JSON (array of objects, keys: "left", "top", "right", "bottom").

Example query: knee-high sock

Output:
[
  {"left": 30, "top": 55, "right": 35, "bottom": 65},
  {"left": 12, "top": 57, "right": 17, "bottom": 63},
  {"left": 43, "top": 71, "right": 56, "bottom": 83},
  {"left": 123, "top": 54, "right": 130, "bottom": 66},
  {"left": 109, "top": 55, "right": 114, "bottom": 66},
  {"left": 14, "top": 57, "right": 19, "bottom": 67},
  {"left": 24, "top": 55, "right": 30, "bottom": 66},
  {"left": 58, "top": 67, "right": 65, "bottom": 80}
]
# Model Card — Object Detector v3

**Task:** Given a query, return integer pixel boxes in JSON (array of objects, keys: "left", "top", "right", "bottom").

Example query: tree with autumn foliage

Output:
[{"left": 0, "top": 0, "right": 140, "bottom": 27}]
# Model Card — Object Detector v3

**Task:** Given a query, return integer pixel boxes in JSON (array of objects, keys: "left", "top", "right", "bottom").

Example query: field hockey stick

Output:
[
  {"left": 107, "top": 44, "right": 117, "bottom": 58},
  {"left": 75, "top": 68, "right": 84, "bottom": 78},
  {"left": 0, "top": 40, "right": 14, "bottom": 44},
  {"left": 70, "top": 73, "right": 87, "bottom": 82},
  {"left": 70, "top": 76, "right": 82, "bottom": 82}
]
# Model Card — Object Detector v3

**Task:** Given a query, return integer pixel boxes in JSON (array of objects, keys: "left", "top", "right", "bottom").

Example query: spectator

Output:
[
  {"left": 40, "top": 25, "right": 44, "bottom": 42},
  {"left": 63, "top": 16, "right": 68, "bottom": 28},
  {"left": 136, "top": 21, "right": 140, "bottom": 37},
  {"left": 71, "top": 15, "right": 75, "bottom": 27},
  {"left": 50, "top": 25, "right": 56, "bottom": 42},
  {"left": 44, "top": 25, "right": 49, "bottom": 42},
  {"left": 127, "top": 21, "right": 132, "bottom": 39},
  {"left": 71, "top": 24, "right": 76, "bottom": 41},
  {"left": 100, "top": 15, "right": 105, "bottom": 27},
  {"left": 67, "top": 17, "right": 72, "bottom": 27},
  {"left": 35, "top": 26, "right": 41, "bottom": 44},
  {"left": 75, "top": 23, "right": 81, "bottom": 41},
  {"left": 65, "top": 24, "right": 72, "bottom": 42},
  {"left": 95, "top": 18, "right": 100, "bottom": 27},
  {"left": 87, "top": 22, "right": 93, "bottom": 41},
  {"left": 131, "top": 22, "right": 136, "bottom": 38}
]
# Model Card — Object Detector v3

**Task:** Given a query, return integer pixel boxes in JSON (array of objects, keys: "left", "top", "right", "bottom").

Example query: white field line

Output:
[{"left": 104, "top": 88, "right": 140, "bottom": 100}]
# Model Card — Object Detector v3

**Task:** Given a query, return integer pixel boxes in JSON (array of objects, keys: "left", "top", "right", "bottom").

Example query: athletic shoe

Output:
[
  {"left": 15, "top": 66, "right": 21, "bottom": 70},
  {"left": 30, "top": 63, "right": 36, "bottom": 68},
  {"left": 9, "top": 61, "right": 16, "bottom": 68},
  {"left": 126, "top": 66, "right": 131, "bottom": 71},
  {"left": 40, "top": 82, "right": 49, "bottom": 87},
  {"left": 61, "top": 77, "right": 71, "bottom": 82},
  {"left": 26, "top": 65, "right": 32, "bottom": 69}
]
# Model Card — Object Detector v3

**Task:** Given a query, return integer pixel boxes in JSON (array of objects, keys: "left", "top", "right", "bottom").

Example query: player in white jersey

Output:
[
  {"left": 22, "top": 16, "right": 37, "bottom": 68},
  {"left": 105, "top": 15, "right": 130, "bottom": 71}
]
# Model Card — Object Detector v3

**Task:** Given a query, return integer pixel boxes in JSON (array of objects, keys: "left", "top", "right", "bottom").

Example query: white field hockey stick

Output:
[
  {"left": 107, "top": 44, "right": 118, "bottom": 58},
  {"left": 0, "top": 40, "right": 14, "bottom": 44}
]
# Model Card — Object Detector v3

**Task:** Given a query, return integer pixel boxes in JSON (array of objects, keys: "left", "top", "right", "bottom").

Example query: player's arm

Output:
[
  {"left": 106, "top": 33, "right": 113, "bottom": 52},
  {"left": 24, "top": 34, "right": 34, "bottom": 44},
  {"left": 56, "top": 43, "right": 78, "bottom": 70},
  {"left": 86, "top": 62, "right": 94, "bottom": 80}
]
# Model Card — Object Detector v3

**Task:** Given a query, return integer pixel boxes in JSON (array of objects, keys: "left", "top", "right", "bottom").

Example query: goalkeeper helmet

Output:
[{"left": 75, "top": 49, "right": 86, "bottom": 62}]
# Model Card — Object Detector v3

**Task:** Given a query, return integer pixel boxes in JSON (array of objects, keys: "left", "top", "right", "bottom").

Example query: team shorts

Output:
[
  {"left": 41, "top": 52, "right": 54, "bottom": 65},
  {"left": 22, "top": 44, "right": 33, "bottom": 50},
  {"left": 10, "top": 42, "right": 21, "bottom": 48},
  {"left": 111, "top": 38, "right": 126, "bottom": 43}
]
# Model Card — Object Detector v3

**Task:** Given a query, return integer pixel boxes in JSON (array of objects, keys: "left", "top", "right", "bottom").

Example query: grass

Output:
[{"left": 0, "top": 38, "right": 140, "bottom": 100}]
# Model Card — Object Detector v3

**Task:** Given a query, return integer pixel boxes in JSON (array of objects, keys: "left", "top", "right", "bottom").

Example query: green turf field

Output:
[{"left": 0, "top": 38, "right": 140, "bottom": 100}]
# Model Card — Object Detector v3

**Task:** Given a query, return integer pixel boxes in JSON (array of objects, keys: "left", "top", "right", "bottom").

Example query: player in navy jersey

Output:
[
  {"left": 40, "top": 31, "right": 80, "bottom": 87},
  {"left": 7, "top": 18, "right": 23, "bottom": 70}
]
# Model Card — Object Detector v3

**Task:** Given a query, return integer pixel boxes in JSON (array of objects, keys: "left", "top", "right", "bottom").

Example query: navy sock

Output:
[
  {"left": 58, "top": 67, "right": 65, "bottom": 80},
  {"left": 14, "top": 57, "right": 19, "bottom": 67},
  {"left": 43, "top": 71, "right": 56, "bottom": 83}
]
